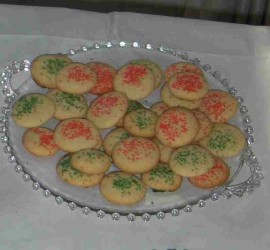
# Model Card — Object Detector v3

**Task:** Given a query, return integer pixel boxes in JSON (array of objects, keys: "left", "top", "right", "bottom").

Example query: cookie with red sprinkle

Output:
[
  {"left": 23, "top": 127, "right": 59, "bottom": 156},
  {"left": 188, "top": 157, "right": 230, "bottom": 189},
  {"left": 192, "top": 110, "right": 213, "bottom": 141},
  {"left": 198, "top": 89, "right": 239, "bottom": 123},
  {"left": 150, "top": 101, "right": 169, "bottom": 116}
]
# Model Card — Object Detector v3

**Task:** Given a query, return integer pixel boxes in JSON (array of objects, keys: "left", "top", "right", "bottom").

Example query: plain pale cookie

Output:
[
  {"left": 192, "top": 110, "right": 213, "bottom": 141},
  {"left": 112, "top": 137, "right": 160, "bottom": 174},
  {"left": 199, "top": 123, "right": 246, "bottom": 157},
  {"left": 150, "top": 101, "right": 169, "bottom": 116},
  {"left": 87, "top": 91, "right": 128, "bottom": 129},
  {"left": 123, "top": 109, "right": 158, "bottom": 138},
  {"left": 87, "top": 62, "right": 116, "bottom": 95},
  {"left": 155, "top": 107, "right": 199, "bottom": 147},
  {"left": 167, "top": 72, "right": 209, "bottom": 100},
  {"left": 102, "top": 128, "right": 132, "bottom": 156},
  {"left": 31, "top": 54, "right": 72, "bottom": 89},
  {"left": 198, "top": 90, "right": 239, "bottom": 123},
  {"left": 99, "top": 171, "right": 146, "bottom": 205},
  {"left": 54, "top": 118, "right": 101, "bottom": 152},
  {"left": 165, "top": 62, "right": 203, "bottom": 82},
  {"left": 142, "top": 163, "right": 183, "bottom": 191},
  {"left": 12, "top": 93, "right": 55, "bottom": 128},
  {"left": 160, "top": 84, "right": 202, "bottom": 109},
  {"left": 169, "top": 145, "right": 214, "bottom": 177},
  {"left": 113, "top": 63, "right": 155, "bottom": 100},
  {"left": 56, "top": 154, "right": 104, "bottom": 188},
  {"left": 130, "top": 59, "right": 163, "bottom": 88},
  {"left": 23, "top": 127, "right": 59, "bottom": 156},
  {"left": 189, "top": 157, "right": 230, "bottom": 189},
  {"left": 56, "top": 63, "right": 97, "bottom": 94},
  {"left": 153, "top": 138, "right": 175, "bottom": 164},
  {"left": 47, "top": 89, "right": 87, "bottom": 120},
  {"left": 71, "top": 149, "right": 111, "bottom": 174}
]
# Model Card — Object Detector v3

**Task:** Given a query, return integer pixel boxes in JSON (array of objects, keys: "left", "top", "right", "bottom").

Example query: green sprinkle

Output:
[
  {"left": 175, "top": 148, "right": 207, "bottom": 165},
  {"left": 118, "top": 131, "right": 132, "bottom": 140},
  {"left": 54, "top": 92, "right": 85, "bottom": 111},
  {"left": 208, "top": 130, "right": 235, "bottom": 150},
  {"left": 127, "top": 100, "right": 144, "bottom": 113},
  {"left": 14, "top": 95, "right": 43, "bottom": 118},
  {"left": 45, "top": 58, "right": 68, "bottom": 75},
  {"left": 149, "top": 164, "right": 175, "bottom": 185},
  {"left": 112, "top": 175, "right": 141, "bottom": 195},
  {"left": 60, "top": 155, "right": 84, "bottom": 178},
  {"left": 132, "top": 110, "right": 153, "bottom": 130}
]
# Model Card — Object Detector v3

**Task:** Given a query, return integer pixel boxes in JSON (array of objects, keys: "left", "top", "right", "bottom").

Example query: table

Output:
[{"left": 0, "top": 4, "right": 269, "bottom": 250}]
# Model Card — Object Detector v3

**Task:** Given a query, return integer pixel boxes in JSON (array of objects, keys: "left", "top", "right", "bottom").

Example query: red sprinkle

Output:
[
  {"left": 61, "top": 120, "right": 92, "bottom": 140},
  {"left": 171, "top": 74, "right": 203, "bottom": 92},
  {"left": 67, "top": 65, "right": 93, "bottom": 82},
  {"left": 91, "top": 95, "right": 121, "bottom": 117},
  {"left": 31, "top": 128, "right": 58, "bottom": 150},
  {"left": 122, "top": 65, "right": 148, "bottom": 86}
]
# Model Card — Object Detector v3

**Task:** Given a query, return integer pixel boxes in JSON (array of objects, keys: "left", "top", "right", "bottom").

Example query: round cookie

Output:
[
  {"left": 54, "top": 118, "right": 101, "bottom": 152},
  {"left": 189, "top": 157, "right": 230, "bottom": 189},
  {"left": 31, "top": 54, "right": 72, "bottom": 89},
  {"left": 113, "top": 63, "right": 155, "bottom": 100},
  {"left": 160, "top": 84, "right": 202, "bottom": 109},
  {"left": 123, "top": 109, "right": 158, "bottom": 138},
  {"left": 56, "top": 154, "right": 104, "bottom": 188},
  {"left": 167, "top": 72, "right": 209, "bottom": 100},
  {"left": 142, "top": 163, "right": 183, "bottom": 191},
  {"left": 155, "top": 107, "right": 199, "bottom": 147},
  {"left": 150, "top": 101, "right": 169, "bottom": 116},
  {"left": 23, "top": 127, "right": 59, "bottom": 156},
  {"left": 199, "top": 123, "right": 246, "bottom": 157},
  {"left": 130, "top": 59, "right": 163, "bottom": 88},
  {"left": 192, "top": 110, "right": 213, "bottom": 141},
  {"left": 87, "top": 62, "right": 116, "bottom": 95},
  {"left": 112, "top": 137, "right": 160, "bottom": 174},
  {"left": 47, "top": 89, "right": 87, "bottom": 120},
  {"left": 169, "top": 145, "right": 214, "bottom": 177},
  {"left": 87, "top": 91, "right": 128, "bottom": 129},
  {"left": 71, "top": 149, "right": 111, "bottom": 175},
  {"left": 153, "top": 138, "right": 175, "bottom": 164},
  {"left": 56, "top": 63, "right": 97, "bottom": 94},
  {"left": 102, "top": 128, "right": 132, "bottom": 156},
  {"left": 99, "top": 171, "right": 146, "bottom": 205},
  {"left": 198, "top": 89, "right": 239, "bottom": 123},
  {"left": 165, "top": 62, "right": 203, "bottom": 82},
  {"left": 12, "top": 93, "right": 55, "bottom": 128}
]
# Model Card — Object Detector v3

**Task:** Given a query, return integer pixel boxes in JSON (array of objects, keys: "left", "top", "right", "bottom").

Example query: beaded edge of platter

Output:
[{"left": 0, "top": 41, "right": 264, "bottom": 222}]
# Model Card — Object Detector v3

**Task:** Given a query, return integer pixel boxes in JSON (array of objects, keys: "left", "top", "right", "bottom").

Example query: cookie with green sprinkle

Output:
[
  {"left": 71, "top": 149, "right": 111, "bottom": 175},
  {"left": 142, "top": 163, "right": 183, "bottom": 191},
  {"left": 199, "top": 123, "right": 246, "bottom": 157},
  {"left": 56, "top": 154, "right": 104, "bottom": 188},
  {"left": 123, "top": 109, "right": 158, "bottom": 138},
  {"left": 47, "top": 89, "right": 87, "bottom": 120},
  {"left": 169, "top": 145, "right": 214, "bottom": 177},
  {"left": 31, "top": 54, "right": 72, "bottom": 89},
  {"left": 99, "top": 171, "right": 146, "bottom": 205},
  {"left": 12, "top": 93, "right": 55, "bottom": 128}
]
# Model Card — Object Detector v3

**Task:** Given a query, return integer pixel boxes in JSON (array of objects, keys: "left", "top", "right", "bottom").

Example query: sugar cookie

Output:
[
  {"left": 192, "top": 110, "right": 212, "bottom": 141},
  {"left": 150, "top": 101, "right": 169, "bottom": 116},
  {"left": 153, "top": 138, "right": 175, "bottom": 164}
]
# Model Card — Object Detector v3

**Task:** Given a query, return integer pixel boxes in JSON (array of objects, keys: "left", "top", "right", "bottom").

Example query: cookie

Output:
[
  {"left": 165, "top": 62, "right": 203, "bottom": 82},
  {"left": 123, "top": 109, "right": 158, "bottom": 138},
  {"left": 169, "top": 145, "right": 214, "bottom": 177},
  {"left": 112, "top": 137, "right": 160, "bottom": 174},
  {"left": 31, "top": 54, "right": 72, "bottom": 89},
  {"left": 56, "top": 63, "right": 97, "bottom": 94},
  {"left": 160, "top": 84, "right": 202, "bottom": 109},
  {"left": 113, "top": 63, "right": 155, "bottom": 100},
  {"left": 56, "top": 154, "right": 104, "bottom": 188},
  {"left": 142, "top": 163, "right": 183, "bottom": 191},
  {"left": 87, "top": 62, "right": 116, "bottom": 95},
  {"left": 99, "top": 171, "right": 146, "bottom": 205},
  {"left": 189, "top": 157, "right": 230, "bottom": 189},
  {"left": 87, "top": 91, "right": 128, "bottom": 129},
  {"left": 150, "top": 101, "right": 169, "bottom": 116},
  {"left": 102, "top": 128, "right": 132, "bottom": 156},
  {"left": 71, "top": 149, "right": 111, "bottom": 175},
  {"left": 130, "top": 59, "right": 163, "bottom": 88},
  {"left": 192, "top": 110, "right": 212, "bottom": 141},
  {"left": 199, "top": 123, "right": 246, "bottom": 157},
  {"left": 198, "top": 90, "right": 239, "bottom": 123},
  {"left": 155, "top": 107, "right": 199, "bottom": 147},
  {"left": 54, "top": 118, "right": 101, "bottom": 152},
  {"left": 12, "top": 93, "right": 55, "bottom": 128},
  {"left": 23, "top": 127, "right": 59, "bottom": 156},
  {"left": 153, "top": 138, "right": 175, "bottom": 164},
  {"left": 47, "top": 89, "right": 87, "bottom": 120},
  {"left": 167, "top": 72, "right": 209, "bottom": 100}
]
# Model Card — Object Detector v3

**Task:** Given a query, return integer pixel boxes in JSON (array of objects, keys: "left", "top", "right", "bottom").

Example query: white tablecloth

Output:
[{"left": 0, "top": 4, "right": 269, "bottom": 250}]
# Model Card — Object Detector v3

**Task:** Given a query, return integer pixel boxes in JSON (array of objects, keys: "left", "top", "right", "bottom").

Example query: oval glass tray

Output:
[{"left": 0, "top": 41, "right": 264, "bottom": 221}]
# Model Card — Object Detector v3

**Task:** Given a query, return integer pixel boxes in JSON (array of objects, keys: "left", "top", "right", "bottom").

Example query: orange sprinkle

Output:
[
  {"left": 67, "top": 65, "right": 93, "bottom": 82},
  {"left": 171, "top": 74, "right": 203, "bottom": 92},
  {"left": 122, "top": 65, "right": 148, "bottom": 86}
]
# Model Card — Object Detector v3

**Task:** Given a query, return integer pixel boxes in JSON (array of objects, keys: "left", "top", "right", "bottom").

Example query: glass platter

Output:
[{"left": 0, "top": 41, "right": 264, "bottom": 221}]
